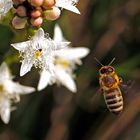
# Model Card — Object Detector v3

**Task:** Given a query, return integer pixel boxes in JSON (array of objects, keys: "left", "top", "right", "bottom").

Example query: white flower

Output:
[
  {"left": 55, "top": 0, "right": 80, "bottom": 14},
  {"left": 0, "top": 0, "right": 13, "bottom": 19},
  {"left": 0, "top": 62, "right": 35, "bottom": 124},
  {"left": 11, "top": 28, "right": 69, "bottom": 76},
  {"left": 38, "top": 24, "right": 89, "bottom": 92}
]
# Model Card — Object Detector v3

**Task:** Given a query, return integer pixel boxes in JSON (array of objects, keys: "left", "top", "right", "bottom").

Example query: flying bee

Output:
[{"left": 95, "top": 58, "right": 124, "bottom": 115}]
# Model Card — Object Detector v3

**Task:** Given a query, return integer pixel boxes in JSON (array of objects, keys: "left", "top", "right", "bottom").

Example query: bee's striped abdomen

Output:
[{"left": 103, "top": 88, "right": 123, "bottom": 115}]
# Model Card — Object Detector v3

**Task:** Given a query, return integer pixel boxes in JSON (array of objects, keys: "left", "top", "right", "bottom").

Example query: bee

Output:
[{"left": 95, "top": 58, "right": 124, "bottom": 115}]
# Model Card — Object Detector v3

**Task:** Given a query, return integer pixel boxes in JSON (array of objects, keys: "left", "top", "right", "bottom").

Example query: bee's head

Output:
[
  {"left": 99, "top": 66, "right": 115, "bottom": 75},
  {"left": 94, "top": 57, "right": 116, "bottom": 75}
]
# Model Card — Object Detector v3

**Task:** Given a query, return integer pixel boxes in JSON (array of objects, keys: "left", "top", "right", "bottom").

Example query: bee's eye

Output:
[
  {"left": 100, "top": 67, "right": 114, "bottom": 74},
  {"left": 100, "top": 68, "right": 107, "bottom": 74}
]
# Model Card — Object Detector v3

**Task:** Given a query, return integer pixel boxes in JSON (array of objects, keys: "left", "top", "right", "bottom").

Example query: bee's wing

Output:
[
  {"left": 119, "top": 80, "right": 134, "bottom": 94},
  {"left": 119, "top": 80, "right": 135, "bottom": 103}
]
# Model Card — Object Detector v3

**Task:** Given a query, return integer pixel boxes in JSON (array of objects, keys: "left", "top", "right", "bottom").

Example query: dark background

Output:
[{"left": 0, "top": 0, "right": 140, "bottom": 139}]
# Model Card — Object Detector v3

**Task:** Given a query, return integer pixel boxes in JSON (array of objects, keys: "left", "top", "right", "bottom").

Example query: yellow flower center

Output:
[
  {"left": 34, "top": 49, "right": 42, "bottom": 59},
  {"left": 54, "top": 58, "right": 69, "bottom": 68}
]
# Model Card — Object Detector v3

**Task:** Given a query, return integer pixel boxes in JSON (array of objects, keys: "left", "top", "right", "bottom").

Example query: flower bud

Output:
[
  {"left": 43, "top": 0, "right": 56, "bottom": 9},
  {"left": 16, "top": 6, "right": 27, "bottom": 17},
  {"left": 44, "top": 6, "right": 61, "bottom": 21},
  {"left": 31, "top": 10, "right": 42, "bottom": 18},
  {"left": 30, "top": 0, "right": 44, "bottom": 7},
  {"left": 12, "top": 16, "right": 27, "bottom": 29},
  {"left": 30, "top": 17, "right": 43, "bottom": 27}
]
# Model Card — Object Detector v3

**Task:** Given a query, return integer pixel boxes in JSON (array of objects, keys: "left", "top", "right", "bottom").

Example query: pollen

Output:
[{"left": 34, "top": 49, "right": 42, "bottom": 59}]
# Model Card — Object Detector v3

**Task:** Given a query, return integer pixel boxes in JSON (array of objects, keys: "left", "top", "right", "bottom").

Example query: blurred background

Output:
[{"left": 0, "top": 0, "right": 140, "bottom": 139}]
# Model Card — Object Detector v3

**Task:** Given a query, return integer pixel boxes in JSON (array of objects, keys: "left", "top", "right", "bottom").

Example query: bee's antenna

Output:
[
  {"left": 108, "top": 57, "right": 116, "bottom": 66},
  {"left": 94, "top": 57, "right": 104, "bottom": 66}
]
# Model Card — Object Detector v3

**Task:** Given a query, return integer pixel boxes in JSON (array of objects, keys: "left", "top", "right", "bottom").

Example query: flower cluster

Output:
[
  {"left": 37, "top": 24, "right": 89, "bottom": 92},
  {"left": 0, "top": 0, "right": 80, "bottom": 29},
  {"left": 12, "top": 25, "right": 89, "bottom": 93},
  {"left": 0, "top": 0, "right": 90, "bottom": 124}
]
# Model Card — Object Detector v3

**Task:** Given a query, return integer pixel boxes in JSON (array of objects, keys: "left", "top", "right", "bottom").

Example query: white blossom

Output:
[
  {"left": 0, "top": 62, "right": 35, "bottom": 124},
  {"left": 11, "top": 28, "right": 69, "bottom": 76},
  {"left": 0, "top": 0, "right": 13, "bottom": 19},
  {"left": 55, "top": 0, "right": 80, "bottom": 14},
  {"left": 38, "top": 24, "right": 89, "bottom": 92}
]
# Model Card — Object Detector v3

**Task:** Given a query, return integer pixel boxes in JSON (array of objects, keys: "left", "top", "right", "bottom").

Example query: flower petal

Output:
[
  {"left": 15, "top": 83, "right": 35, "bottom": 94},
  {"left": 33, "top": 28, "right": 44, "bottom": 41},
  {"left": 53, "top": 41, "right": 70, "bottom": 50},
  {"left": 0, "top": 99, "right": 10, "bottom": 124},
  {"left": 55, "top": 67, "right": 77, "bottom": 93},
  {"left": 0, "top": 62, "right": 11, "bottom": 79},
  {"left": 53, "top": 24, "right": 64, "bottom": 41},
  {"left": 56, "top": 0, "right": 80, "bottom": 14},
  {"left": 20, "top": 59, "right": 33, "bottom": 76},
  {"left": 55, "top": 47, "right": 90, "bottom": 60},
  {"left": 5, "top": 80, "right": 35, "bottom": 95},
  {"left": 11, "top": 41, "right": 30, "bottom": 51},
  {"left": 37, "top": 69, "right": 52, "bottom": 91},
  {"left": 0, "top": 0, "right": 13, "bottom": 19}
]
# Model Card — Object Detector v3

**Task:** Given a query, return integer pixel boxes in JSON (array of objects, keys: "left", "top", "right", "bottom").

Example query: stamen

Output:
[{"left": 34, "top": 49, "right": 42, "bottom": 59}]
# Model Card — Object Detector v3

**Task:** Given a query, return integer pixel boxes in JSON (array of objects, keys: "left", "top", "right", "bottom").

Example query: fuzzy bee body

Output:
[
  {"left": 99, "top": 65, "right": 123, "bottom": 115},
  {"left": 103, "top": 88, "right": 123, "bottom": 114}
]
